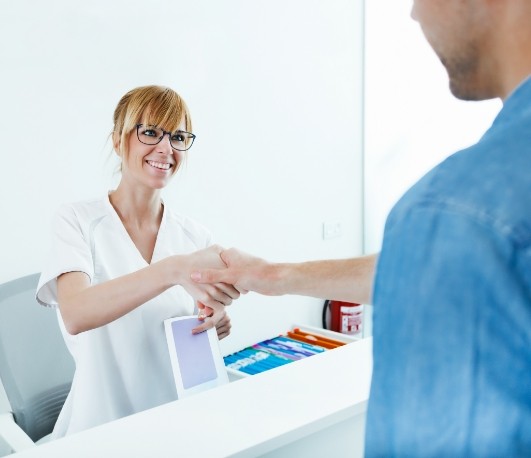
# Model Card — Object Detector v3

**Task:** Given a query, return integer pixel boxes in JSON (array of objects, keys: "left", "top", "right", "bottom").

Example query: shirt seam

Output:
[{"left": 404, "top": 197, "right": 531, "bottom": 249}]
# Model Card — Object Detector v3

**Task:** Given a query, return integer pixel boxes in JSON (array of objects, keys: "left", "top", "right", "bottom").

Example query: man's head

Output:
[{"left": 411, "top": 0, "right": 531, "bottom": 101}]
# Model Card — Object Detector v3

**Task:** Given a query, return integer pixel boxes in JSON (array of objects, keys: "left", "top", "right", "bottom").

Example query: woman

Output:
[{"left": 36, "top": 85, "right": 239, "bottom": 438}]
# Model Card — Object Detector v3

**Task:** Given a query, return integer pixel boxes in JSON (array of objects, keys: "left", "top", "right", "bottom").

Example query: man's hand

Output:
[{"left": 191, "top": 248, "right": 281, "bottom": 296}]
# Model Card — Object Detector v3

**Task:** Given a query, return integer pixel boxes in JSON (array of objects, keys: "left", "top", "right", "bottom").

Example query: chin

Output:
[{"left": 448, "top": 76, "right": 498, "bottom": 101}]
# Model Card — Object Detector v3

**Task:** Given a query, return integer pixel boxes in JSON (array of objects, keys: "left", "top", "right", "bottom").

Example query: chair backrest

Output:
[{"left": 0, "top": 274, "right": 74, "bottom": 442}]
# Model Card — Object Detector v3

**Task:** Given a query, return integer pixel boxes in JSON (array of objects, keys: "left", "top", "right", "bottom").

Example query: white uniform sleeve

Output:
[
  {"left": 179, "top": 214, "right": 213, "bottom": 249},
  {"left": 36, "top": 204, "right": 94, "bottom": 308}
]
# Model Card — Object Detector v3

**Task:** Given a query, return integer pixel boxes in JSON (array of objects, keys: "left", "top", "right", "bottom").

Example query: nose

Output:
[{"left": 157, "top": 133, "right": 174, "bottom": 154}]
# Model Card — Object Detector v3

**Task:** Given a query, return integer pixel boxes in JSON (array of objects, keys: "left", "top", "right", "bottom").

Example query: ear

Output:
[{"left": 112, "top": 132, "right": 122, "bottom": 157}]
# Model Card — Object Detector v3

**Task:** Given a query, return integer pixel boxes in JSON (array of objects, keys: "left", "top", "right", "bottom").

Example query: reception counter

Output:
[{"left": 15, "top": 337, "right": 373, "bottom": 457}]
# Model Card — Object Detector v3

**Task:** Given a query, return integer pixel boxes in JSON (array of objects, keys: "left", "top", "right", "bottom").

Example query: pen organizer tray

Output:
[{"left": 224, "top": 323, "right": 359, "bottom": 380}]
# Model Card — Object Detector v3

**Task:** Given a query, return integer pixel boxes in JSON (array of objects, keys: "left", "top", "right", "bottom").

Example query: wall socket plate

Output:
[{"left": 323, "top": 220, "right": 342, "bottom": 240}]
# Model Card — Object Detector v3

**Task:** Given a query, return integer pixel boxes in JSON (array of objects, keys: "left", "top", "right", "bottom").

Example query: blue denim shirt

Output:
[{"left": 366, "top": 76, "right": 531, "bottom": 457}]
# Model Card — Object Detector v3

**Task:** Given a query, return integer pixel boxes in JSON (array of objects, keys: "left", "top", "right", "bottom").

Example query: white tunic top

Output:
[{"left": 36, "top": 196, "right": 212, "bottom": 438}]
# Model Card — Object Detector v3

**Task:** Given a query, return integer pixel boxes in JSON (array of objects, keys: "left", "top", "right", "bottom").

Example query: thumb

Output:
[{"left": 191, "top": 268, "right": 225, "bottom": 284}]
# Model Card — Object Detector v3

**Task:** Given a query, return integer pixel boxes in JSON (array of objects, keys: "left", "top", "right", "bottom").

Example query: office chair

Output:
[{"left": 0, "top": 273, "right": 74, "bottom": 454}]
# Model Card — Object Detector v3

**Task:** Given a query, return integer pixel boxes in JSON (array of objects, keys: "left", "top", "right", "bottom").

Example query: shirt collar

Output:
[{"left": 491, "top": 74, "right": 531, "bottom": 129}]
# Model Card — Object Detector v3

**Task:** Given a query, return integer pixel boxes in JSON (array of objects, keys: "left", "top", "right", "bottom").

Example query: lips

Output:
[{"left": 146, "top": 160, "right": 173, "bottom": 170}]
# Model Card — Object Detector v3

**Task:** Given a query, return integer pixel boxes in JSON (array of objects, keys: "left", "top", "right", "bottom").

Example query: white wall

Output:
[
  {"left": 363, "top": 0, "right": 501, "bottom": 254},
  {"left": 361, "top": 0, "right": 501, "bottom": 337},
  {"left": 0, "top": 0, "right": 364, "bottom": 354}
]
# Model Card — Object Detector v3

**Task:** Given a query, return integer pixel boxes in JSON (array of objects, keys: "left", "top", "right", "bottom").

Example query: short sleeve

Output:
[{"left": 36, "top": 204, "right": 94, "bottom": 308}]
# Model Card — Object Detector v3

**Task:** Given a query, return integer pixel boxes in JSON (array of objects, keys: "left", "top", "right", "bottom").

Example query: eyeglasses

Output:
[{"left": 136, "top": 124, "right": 196, "bottom": 151}]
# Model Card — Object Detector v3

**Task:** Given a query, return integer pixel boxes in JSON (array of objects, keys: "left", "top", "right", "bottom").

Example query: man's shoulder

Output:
[{"left": 389, "top": 136, "right": 531, "bottom": 244}]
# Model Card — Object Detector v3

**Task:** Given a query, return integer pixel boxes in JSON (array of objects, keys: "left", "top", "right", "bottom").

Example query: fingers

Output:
[
  {"left": 195, "top": 284, "right": 234, "bottom": 307},
  {"left": 193, "top": 304, "right": 218, "bottom": 333},
  {"left": 192, "top": 315, "right": 216, "bottom": 334},
  {"left": 190, "top": 269, "right": 248, "bottom": 294},
  {"left": 209, "top": 244, "right": 224, "bottom": 255},
  {"left": 191, "top": 268, "right": 229, "bottom": 285},
  {"left": 215, "top": 313, "right": 232, "bottom": 340},
  {"left": 216, "top": 325, "right": 231, "bottom": 339},
  {"left": 196, "top": 302, "right": 213, "bottom": 319},
  {"left": 193, "top": 305, "right": 229, "bottom": 336},
  {"left": 219, "top": 249, "right": 233, "bottom": 266},
  {"left": 215, "top": 282, "right": 240, "bottom": 301}
]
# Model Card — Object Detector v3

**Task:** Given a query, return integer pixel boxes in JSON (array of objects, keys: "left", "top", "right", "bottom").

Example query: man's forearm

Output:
[{"left": 271, "top": 254, "right": 377, "bottom": 304}]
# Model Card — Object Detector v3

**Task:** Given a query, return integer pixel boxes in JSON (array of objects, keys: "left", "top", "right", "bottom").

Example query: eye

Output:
[
  {"left": 142, "top": 128, "right": 159, "bottom": 138},
  {"left": 171, "top": 132, "right": 185, "bottom": 143}
]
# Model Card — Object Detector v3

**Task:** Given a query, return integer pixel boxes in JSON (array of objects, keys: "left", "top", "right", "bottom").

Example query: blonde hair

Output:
[{"left": 112, "top": 85, "right": 193, "bottom": 170}]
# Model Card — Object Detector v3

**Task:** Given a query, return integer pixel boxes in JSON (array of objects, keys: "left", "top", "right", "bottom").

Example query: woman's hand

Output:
[
  {"left": 190, "top": 248, "right": 274, "bottom": 295},
  {"left": 214, "top": 310, "right": 232, "bottom": 339},
  {"left": 165, "top": 245, "right": 239, "bottom": 333},
  {"left": 171, "top": 244, "right": 240, "bottom": 305},
  {"left": 193, "top": 303, "right": 232, "bottom": 339}
]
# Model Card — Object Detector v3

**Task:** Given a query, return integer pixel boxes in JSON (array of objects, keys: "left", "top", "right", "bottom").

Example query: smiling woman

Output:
[
  {"left": 0, "top": 0, "right": 365, "bottom": 368},
  {"left": 112, "top": 86, "right": 194, "bottom": 175},
  {"left": 35, "top": 85, "right": 239, "bottom": 439}
]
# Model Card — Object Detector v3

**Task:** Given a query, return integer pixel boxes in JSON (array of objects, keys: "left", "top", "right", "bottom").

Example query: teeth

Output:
[{"left": 147, "top": 160, "right": 171, "bottom": 170}]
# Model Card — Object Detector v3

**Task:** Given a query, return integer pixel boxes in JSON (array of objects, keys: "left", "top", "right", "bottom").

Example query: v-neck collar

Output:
[{"left": 104, "top": 192, "right": 166, "bottom": 266}]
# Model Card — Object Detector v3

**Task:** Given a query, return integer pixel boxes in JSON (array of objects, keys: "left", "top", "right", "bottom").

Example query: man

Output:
[{"left": 192, "top": 0, "right": 531, "bottom": 455}]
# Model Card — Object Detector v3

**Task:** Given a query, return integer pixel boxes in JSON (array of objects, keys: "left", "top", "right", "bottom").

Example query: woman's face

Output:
[{"left": 119, "top": 123, "right": 186, "bottom": 191}]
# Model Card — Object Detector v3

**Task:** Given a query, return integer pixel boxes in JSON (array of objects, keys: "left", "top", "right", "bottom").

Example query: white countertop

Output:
[{"left": 15, "top": 337, "right": 373, "bottom": 457}]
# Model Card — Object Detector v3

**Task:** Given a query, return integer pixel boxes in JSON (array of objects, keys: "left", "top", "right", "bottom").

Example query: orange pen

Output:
[
  {"left": 291, "top": 328, "right": 346, "bottom": 347},
  {"left": 286, "top": 331, "right": 340, "bottom": 350}
]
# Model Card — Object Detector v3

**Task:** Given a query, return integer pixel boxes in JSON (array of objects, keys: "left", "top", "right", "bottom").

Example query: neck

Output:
[
  {"left": 109, "top": 185, "right": 163, "bottom": 229},
  {"left": 487, "top": 0, "right": 531, "bottom": 100}
]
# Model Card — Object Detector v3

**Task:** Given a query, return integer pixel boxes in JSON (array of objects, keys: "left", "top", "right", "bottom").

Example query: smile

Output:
[{"left": 146, "top": 160, "right": 173, "bottom": 170}]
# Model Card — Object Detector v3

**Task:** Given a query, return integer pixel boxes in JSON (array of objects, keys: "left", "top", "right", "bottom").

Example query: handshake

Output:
[
  {"left": 173, "top": 245, "right": 375, "bottom": 340},
  {"left": 174, "top": 245, "right": 279, "bottom": 339}
]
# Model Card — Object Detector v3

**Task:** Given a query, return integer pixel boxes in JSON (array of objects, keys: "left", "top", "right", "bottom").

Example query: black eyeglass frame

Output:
[{"left": 136, "top": 124, "right": 196, "bottom": 151}]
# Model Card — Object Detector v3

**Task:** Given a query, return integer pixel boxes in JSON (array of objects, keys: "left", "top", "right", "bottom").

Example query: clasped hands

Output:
[{"left": 177, "top": 245, "right": 268, "bottom": 339}]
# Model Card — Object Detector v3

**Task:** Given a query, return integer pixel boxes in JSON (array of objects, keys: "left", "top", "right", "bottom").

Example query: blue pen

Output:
[
  {"left": 252, "top": 343, "right": 301, "bottom": 361},
  {"left": 238, "top": 365, "right": 258, "bottom": 375},
  {"left": 234, "top": 355, "right": 259, "bottom": 370},
  {"left": 223, "top": 354, "right": 239, "bottom": 364},
  {"left": 249, "top": 360, "right": 269, "bottom": 373},
  {"left": 261, "top": 341, "right": 313, "bottom": 358},
  {"left": 239, "top": 350, "right": 276, "bottom": 370},
  {"left": 226, "top": 350, "right": 269, "bottom": 374},
  {"left": 238, "top": 349, "right": 276, "bottom": 367},
  {"left": 257, "top": 341, "right": 310, "bottom": 359},
  {"left": 245, "top": 349, "right": 290, "bottom": 368},
  {"left": 224, "top": 353, "right": 248, "bottom": 368},
  {"left": 274, "top": 336, "right": 325, "bottom": 354},
  {"left": 255, "top": 362, "right": 275, "bottom": 374}
]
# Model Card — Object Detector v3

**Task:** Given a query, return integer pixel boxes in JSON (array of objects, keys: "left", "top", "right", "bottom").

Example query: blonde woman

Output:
[{"left": 37, "top": 85, "right": 238, "bottom": 438}]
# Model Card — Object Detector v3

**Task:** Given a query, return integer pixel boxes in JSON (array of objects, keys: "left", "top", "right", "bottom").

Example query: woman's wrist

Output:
[{"left": 156, "top": 255, "right": 185, "bottom": 288}]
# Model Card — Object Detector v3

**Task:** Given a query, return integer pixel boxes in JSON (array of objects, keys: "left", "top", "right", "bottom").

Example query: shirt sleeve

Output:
[
  {"left": 36, "top": 204, "right": 94, "bottom": 308},
  {"left": 180, "top": 214, "right": 214, "bottom": 249}
]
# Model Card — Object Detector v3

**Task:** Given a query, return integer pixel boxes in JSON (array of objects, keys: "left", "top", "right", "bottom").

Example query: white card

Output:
[{"left": 164, "top": 316, "right": 228, "bottom": 398}]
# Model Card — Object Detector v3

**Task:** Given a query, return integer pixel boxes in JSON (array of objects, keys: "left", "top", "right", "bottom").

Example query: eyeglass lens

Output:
[{"left": 137, "top": 125, "right": 194, "bottom": 151}]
